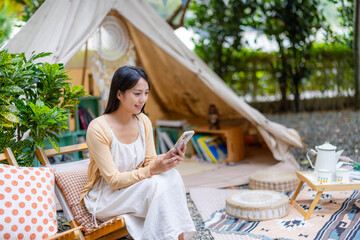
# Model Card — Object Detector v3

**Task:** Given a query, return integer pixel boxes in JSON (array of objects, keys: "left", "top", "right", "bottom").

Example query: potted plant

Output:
[{"left": 0, "top": 49, "right": 86, "bottom": 166}]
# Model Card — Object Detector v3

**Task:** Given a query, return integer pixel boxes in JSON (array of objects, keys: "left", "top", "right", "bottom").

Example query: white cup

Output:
[
  {"left": 336, "top": 168, "right": 350, "bottom": 184},
  {"left": 316, "top": 169, "right": 331, "bottom": 184}
]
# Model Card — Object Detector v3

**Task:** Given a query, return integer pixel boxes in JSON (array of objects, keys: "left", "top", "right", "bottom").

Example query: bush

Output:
[{"left": 0, "top": 49, "right": 86, "bottom": 166}]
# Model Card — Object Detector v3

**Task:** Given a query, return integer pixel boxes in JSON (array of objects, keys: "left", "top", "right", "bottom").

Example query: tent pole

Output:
[{"left": 81, "top": 41, "right": 88, "bottom": 87}]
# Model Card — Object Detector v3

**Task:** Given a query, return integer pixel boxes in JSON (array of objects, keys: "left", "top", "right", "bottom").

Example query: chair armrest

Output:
[{"left": 46, "top": 226, "right": 83, "bottom": 240}]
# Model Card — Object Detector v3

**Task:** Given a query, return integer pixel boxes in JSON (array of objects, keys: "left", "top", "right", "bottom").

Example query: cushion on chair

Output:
[
  {"left": 54, "top": 168, "right": 102, "bottom": 232},
  {"left": 0, "top": 164, "right": 57, "bottom": 240}
]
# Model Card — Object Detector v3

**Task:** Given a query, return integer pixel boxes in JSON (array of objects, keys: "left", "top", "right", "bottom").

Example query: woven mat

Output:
[
  {"left": 181, "top": 147, "right": 299, "bottom": 192},
  {"left": 175, "top": 157, "right": 220, "bottom": 176},
  {"left": 190, "top": 187, "right": 360, "bottom": 240}
]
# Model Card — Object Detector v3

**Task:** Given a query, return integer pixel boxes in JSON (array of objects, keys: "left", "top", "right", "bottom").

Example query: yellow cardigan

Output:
[{"left": 79, "top": 113, "right": 157, "bottom": 202}]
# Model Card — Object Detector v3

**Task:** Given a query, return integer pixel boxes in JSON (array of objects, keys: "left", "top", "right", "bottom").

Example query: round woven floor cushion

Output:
[
  {"left": 249, "top": 169, "right": 299, "bottom": 192},
  {"left": 226, "top": 190, "right": 289, "bottom": 221}
]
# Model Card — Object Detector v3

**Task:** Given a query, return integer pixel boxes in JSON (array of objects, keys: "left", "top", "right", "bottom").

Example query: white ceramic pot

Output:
[{"left": 306, "top": 142, "right": 343, "bottom": 182}]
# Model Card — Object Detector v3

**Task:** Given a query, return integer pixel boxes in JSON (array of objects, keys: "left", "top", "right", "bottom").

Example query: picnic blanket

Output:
[{"left": 190, "top": 186, "right": 360, "bottom": 240}]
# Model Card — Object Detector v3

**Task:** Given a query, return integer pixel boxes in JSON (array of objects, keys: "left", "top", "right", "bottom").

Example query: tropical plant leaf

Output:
[
  {"left": 30, "top": 52, "right": 52, "bottom": 61},
  {"left": 48, "top": 138, "right": 60, "bottom": 152},
  {"left": 2, "top": 112, "right": 19, "bottom": 123},
  {"left": 0, "top": 85, "right": 23, "bottom": 93}
]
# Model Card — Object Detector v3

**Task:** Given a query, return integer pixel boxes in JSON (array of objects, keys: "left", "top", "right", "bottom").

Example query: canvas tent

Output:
[{"left": 4, "top": 0, "right": 303, "bottom": 169}]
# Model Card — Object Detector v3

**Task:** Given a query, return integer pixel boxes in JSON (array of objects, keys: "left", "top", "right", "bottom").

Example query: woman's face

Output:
[{"left": 117, "top": 77, "right": 149, "bottom": 115}]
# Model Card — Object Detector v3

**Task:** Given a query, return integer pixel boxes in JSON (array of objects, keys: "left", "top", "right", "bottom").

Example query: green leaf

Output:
[
  {"left": 353, "top": 163, "right": 360, "bottom": 171},
  {"left": 35, "top": 99, "right": 45, "bottom": 107},
  {"left": 0, "top": 86, "right": 23, "bottom": 93},
  {"left": 72, "top": 85, "right": 83, "bottom": 92},
  {"left": 30, "top": 52, "right": 52, "bottom": 61},
  {"left": 2, "top": 112, "right": 19, "bottom": 123},
  {"left": 0, "top": 122, "right": 14, "bottom": 128},
  {"left": 48, "top": 138, "right": 60, "bottom": 152}
]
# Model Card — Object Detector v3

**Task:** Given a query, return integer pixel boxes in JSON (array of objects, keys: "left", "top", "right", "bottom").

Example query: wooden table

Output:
[
  {"left": 289, "top": 171, "right": 360, "bottom": 220},
  {"left": 194, "top": 126, "right": 244, "bottom": 164}
]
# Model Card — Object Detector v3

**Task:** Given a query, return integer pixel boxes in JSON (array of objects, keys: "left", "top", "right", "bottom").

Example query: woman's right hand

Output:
[{"left": 150, "top": 149, "right": 182, "bottom": 175}]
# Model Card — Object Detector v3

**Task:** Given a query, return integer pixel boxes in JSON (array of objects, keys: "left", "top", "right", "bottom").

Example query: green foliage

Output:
[
  {"left": 224, "top": 49, "right": 277, "bottom": 99},
  {"left": 187, "top": 0, "right": 258, "bottom": 78},
  {"left": 168, "top": 1, "right": 353, "bottom": 109},
  {"left": 148, "top": 0, "right": 182, "bottom": 19},
  {"left": 306, "top": 43, "right": 353, "bottom": 93},
  {"left": 17, "top": 0, "right": 45, "bottom": 22},
  {"left": 353, "top": 162, "right": 360, "bottom": 171},
  {"left": 2, "top": 0, "right": 45, "bottom": 22},
  {"left": 253, "top": 0, "right": 327, "bottom": 111},
  {"left": 328, "top": 0, "right": 354, "bottom": 46},
  {"left": 186, "top": 0, "right": 351, "bottom": 111},
  {"left": 0, "top": 50, "right": 86, "bottom": 166},
  {"left": 0, "top": 50, "right": 20, "bottom": 128},
  {"left": 0, "top": 2, "right": 15, "bottom": 45},
  {"left": 200, "top": 43, "right": 353, "bottom": 102}
]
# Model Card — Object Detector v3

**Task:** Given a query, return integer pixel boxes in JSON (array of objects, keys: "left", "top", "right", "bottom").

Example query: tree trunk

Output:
[
  {"left": 279, "top": 78, "right": 288, "bottom": 112},
  {"left": 277, "top": 40, "right": 288, "bottom": 112},
  {"left": 293, "top": 75, "right": 300, "bottom": 112},
  {"left": 252, "top": 63, "right": 257, "bottom": 101},
  {"left": 354, "top": 0, "right": 360, "bottom": 109}
]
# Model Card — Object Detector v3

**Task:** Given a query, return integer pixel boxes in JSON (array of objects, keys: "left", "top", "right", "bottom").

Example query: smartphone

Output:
[{"left": 173, "top": 130, "right": 195, "bottom": 154}]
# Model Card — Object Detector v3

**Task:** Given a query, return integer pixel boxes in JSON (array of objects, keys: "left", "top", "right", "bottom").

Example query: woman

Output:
[{"left": 79, "top": 66, "right": 196, "bottom": 240}]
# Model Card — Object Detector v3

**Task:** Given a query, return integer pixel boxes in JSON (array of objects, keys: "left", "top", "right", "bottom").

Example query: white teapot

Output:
[{"left": 306, "top": 142, "right": 343, "bottom": 182}]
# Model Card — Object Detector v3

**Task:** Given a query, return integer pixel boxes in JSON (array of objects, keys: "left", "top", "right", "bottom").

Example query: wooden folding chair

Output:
[
  {"left": 35, "top": 143, "right": 129, "bottom": 240},
  {"left": 0, "top": 148, "right": 82, "bottom": 240}
]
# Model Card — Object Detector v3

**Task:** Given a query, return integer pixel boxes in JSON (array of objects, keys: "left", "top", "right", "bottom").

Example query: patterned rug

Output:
[{"left": 189, "top": 186, "right": 360, "bottom": 240}]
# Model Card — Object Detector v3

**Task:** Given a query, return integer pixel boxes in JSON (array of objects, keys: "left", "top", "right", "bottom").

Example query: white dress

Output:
[{"left": 84, "top": 120, "right": 196, "bottom": 240}]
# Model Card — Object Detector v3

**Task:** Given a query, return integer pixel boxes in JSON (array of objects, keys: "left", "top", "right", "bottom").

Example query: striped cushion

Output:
[{"left": 55, "top": 169, "right": 102, "bottom": 232}]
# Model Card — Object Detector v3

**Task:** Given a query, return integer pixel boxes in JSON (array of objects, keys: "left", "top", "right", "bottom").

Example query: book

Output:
[
  {"left": 155, "top": 119, "right": 188, "bottom": 129},
  {"left": 79, "top": 107, "right": 94, "bottom": 129},
  {"left": 86, "top": 108, "right": 96, "bottom": 120},
  {"left": 81, "top": 108, "right": 90, "bottom": 125},
  {"left": 156, "top": 129, "right": 168, "bottom": 154},
  {"left": 196, "top": 136, "right": 213, "bottom": 163},
  {"left": 160, "top": 131, "right": 174, "bottom": 150},
  {"left": 155, "top": 127, "right": 185, "bottom": 155},
  {"left": 192, "top": 135, "right": 206, "bottom": 161},
  {"left": 197, "top": 135, "right": 228, "bottom": 164},
  {"left": 84, "top": 108, "right": 93, "bottom": 125},
  {"left": 197, "top": 136, "right": 218, "bottom": 163},
  {"left": 210, "top": 136, "right": 228, "bottom": 162},
  {"left": 78, "top": 108, "right": 88, "bottom": 130}
]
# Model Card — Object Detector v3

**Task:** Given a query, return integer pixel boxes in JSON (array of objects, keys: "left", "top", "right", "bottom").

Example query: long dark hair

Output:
[{"left": 104, "top": 66, "right": 150, "bottom": 114}]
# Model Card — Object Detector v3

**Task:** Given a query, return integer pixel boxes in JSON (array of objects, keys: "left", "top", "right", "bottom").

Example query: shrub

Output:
[{"left": 0, "top": 49, "right": 86, "bottom": 166}]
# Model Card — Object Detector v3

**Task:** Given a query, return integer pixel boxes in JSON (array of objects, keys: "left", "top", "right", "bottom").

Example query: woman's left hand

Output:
[
  {"left": 173, "top": 142, "right": 186, "bottom": 163},
  {"left": 150, "top": 143, "right": 186, "bottom": 175}
]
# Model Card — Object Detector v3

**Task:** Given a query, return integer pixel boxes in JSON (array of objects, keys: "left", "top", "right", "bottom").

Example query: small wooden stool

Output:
[
  {"left": 249, "top": 169, "right": 299, "bottom": 192},
  {"left": 226, "top": 190, "right": 289, "bottom": 221}
]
